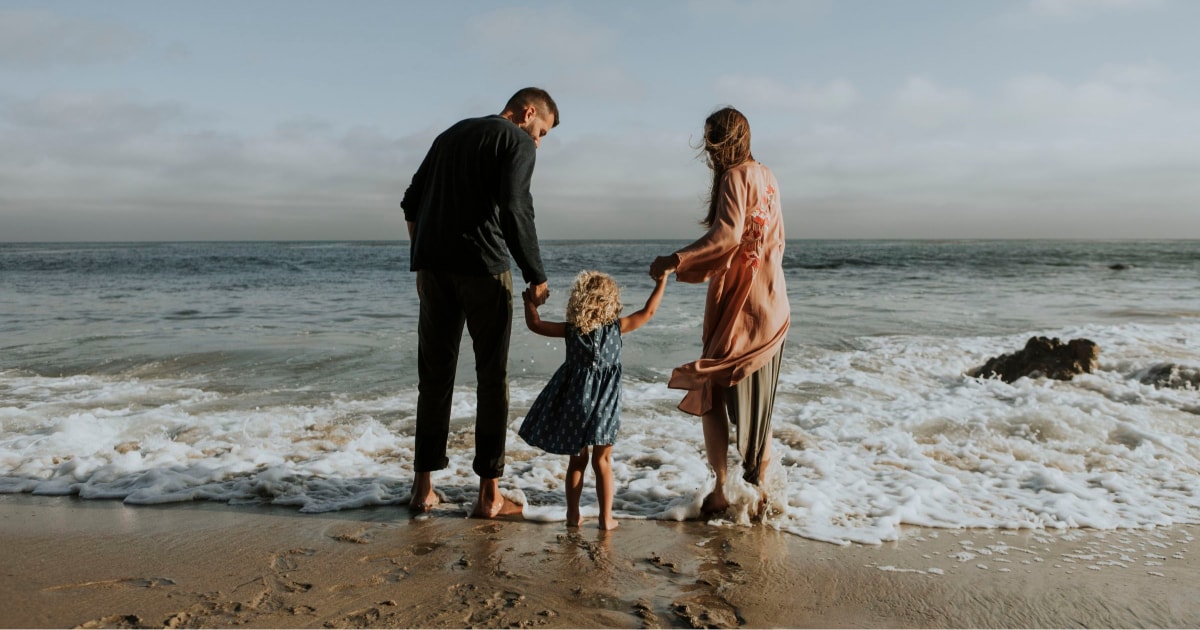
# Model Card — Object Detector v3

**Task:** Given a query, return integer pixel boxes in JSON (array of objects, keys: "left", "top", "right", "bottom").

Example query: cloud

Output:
[
  {"left": 1095, "top": 60, "right": 1172, "bottom": 87},
  {"left": 543, "top": 63, "right": 646, "bottom": 101},
  {"left": 743, "top": 60, "right": 1200, "bottom": 238},
  {"left": 876, "top": 63, "right": 1179, "bottom": 136},
  {"left": 762, "top": 121, "right": 1200, "bottom": 238},
  {"left": 1027, "top": 0, "right": 1163, "bottom": 18},
  {"left": 464, "top": 6, "right": 608, "bottom": 66},
  {"left": 462, "top": 6, "right": 644, "bottom": 101},
  {"left": 0, "top": 90, "right": 411, "bottom": 240},
  {"left": 0, "top": 9, "right": 147, "bottom": 68},
  {"left": 530, "top": 129, "right": 707, "bottom": 237},
  {"left": 4, "top": 90, "right": 186, "bottom": 134},
  {"left": 686, "top": 0, "right": 830, "bottom": 23},
  {"left": 3, "top": 57, "right": 1198, "bottom": 241},
  {"left": 998, "top": 72, "right": 1163, "bottom": 126},
  {"left": 714, "top": 75, "right": 858, "bottom": 113},
  {"left": 889, "top": 77, "right": 974, "bottom": 128}
]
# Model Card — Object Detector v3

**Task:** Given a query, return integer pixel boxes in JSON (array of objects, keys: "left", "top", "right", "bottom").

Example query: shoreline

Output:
[{"left": 2, "top": 494, "right": 1197, "bottom": 628}]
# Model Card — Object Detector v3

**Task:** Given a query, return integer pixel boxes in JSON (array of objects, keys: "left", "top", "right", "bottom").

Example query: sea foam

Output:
[{"left": 3, "top": 320, "right": 1198, "bottom": 544}]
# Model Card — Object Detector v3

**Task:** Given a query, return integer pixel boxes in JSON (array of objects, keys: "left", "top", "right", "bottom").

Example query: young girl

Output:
[{"left": 519, "top": 270, "right": 667, "bottom": 530}]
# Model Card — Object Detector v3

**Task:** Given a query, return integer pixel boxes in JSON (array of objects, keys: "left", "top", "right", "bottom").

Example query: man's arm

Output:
[
  {"left": 407, "top": 220, "right": 421, "bottom": 295},
  {"left": 400, "top": 142, "right": 434, "bottom": 224},
  {"left": 496, "top": 136, "right": 548, "bottom": 287},
  {"left": 402, "top": 145, "right": 432, "bottom": 296}
]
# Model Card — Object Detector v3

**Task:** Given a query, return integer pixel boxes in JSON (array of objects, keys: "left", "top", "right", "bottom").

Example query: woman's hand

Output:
[{"left": 649, "top": 254, "right": 678, "bottom": 280}]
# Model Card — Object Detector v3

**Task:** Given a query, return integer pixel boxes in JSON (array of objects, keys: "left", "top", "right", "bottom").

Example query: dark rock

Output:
[
  {"left": 969, "top": 336, "right": 1099, "bottom": 383},
  {"left": 1109, "top": 263, "right": 1130, "bottom": 270},
  {"left": 1139, "top": 363, "right": 1200, "bottom": 389}
]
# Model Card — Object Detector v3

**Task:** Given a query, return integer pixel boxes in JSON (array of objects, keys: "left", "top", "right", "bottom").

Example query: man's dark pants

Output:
[{"left": 414, "top": 270, "right": 513, "bottom": 479}]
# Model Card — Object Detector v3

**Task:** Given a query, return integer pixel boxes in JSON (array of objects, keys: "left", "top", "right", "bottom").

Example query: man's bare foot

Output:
[
  {"left": 598, "top": 516, "right": 619, "bottom": 531},
  {"left": 471, "top": 496, "right": 524, "bottom": 519},
  {"left": 409, "top": 474, "right": 439, "bottom": 513},
  {"left": 471, "top": 479, "right": 523, "bottom": 519},
  {"left": 700, "top": 491, "right": 729, "bottom": 515}
]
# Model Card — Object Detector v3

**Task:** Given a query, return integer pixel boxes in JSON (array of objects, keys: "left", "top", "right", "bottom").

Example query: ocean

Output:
[{"left": 1, "top": 240, "right": 1198, "bottom": 544}]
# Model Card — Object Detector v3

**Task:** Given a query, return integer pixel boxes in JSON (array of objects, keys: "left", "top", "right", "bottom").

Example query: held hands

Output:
[
  {"left": 524, "top": 282, "right": 550, "bottom": 307},
  {"left": 649, "top": 254, "right": 678, "bottom": 280}
]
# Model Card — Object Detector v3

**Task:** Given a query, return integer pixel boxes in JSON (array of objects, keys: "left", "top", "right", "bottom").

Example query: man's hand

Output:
[{"left": 527, "top": 282, "right": 549, "bottom": 306}]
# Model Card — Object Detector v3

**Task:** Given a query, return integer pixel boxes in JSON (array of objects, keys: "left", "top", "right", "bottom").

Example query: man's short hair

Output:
[{"left": 504, "top": 87, "right": 559, "bottom": 127}]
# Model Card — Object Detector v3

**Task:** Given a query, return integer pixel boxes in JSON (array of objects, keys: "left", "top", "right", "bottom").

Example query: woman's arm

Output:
[
  {"left": 649, "top": 168, "right": 750, "bottom": 283},
  {"left": 619, "top": 274, "right": 668, "bottom": 334},
  {"left": 523, "top": 290, "right": 567, "bottom": 338}
]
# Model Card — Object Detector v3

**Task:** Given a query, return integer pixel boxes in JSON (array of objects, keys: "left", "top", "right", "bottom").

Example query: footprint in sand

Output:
[
  {"left": 411, "top": 541, "right": 441, "bottom": 556},
  {"left": 475, "top": 522, "right": 503, "bottom": 535},
  {"left": 44, "top": 577, "right": 176, "bottom": 592},
  {"left": 340, "top": 606, "right": 383, "bottom": 626},
  {"left": 646, "top": 553, "right": 682, "bottom": 575},
  {"left": 633, "top": 600, "right": 662, "bottom": 626},
  {"left": 330, "top": 527, "right": 375, "bottom": 544},
  {"left": 75, "top": 614, "right": 153, "bottom": 629},
  {"left": 270, "top": 547, "right": 316, "bottom": 572},
  {"left": 328, "top": 520, "right": 384, "bottom": 544},
  {"left": 671, "top": 596, "right": 745, "bottom": 629}
]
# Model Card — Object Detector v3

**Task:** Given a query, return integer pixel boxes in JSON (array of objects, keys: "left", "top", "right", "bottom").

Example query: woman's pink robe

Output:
[{"left": 668, "top": 161, "right": 790, "bottom": 416}]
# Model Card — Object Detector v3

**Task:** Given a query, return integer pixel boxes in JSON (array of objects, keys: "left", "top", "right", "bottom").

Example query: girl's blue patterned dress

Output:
[{"left": 519, "top": 321, "right": 622, "bottom": 455}]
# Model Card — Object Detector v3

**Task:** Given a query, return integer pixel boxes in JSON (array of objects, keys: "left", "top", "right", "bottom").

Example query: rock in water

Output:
[
  {"left": 1139, "top": 363, "right": 1200, "bottom": 389},
  {"left": 969, "top": 336, "right": 1099, "bottom": 383}
]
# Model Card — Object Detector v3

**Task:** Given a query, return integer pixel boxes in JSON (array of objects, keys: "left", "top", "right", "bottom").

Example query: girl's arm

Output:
[
  {"left": 619, "top": 274, "right": 668, "bottom": 334},
  {"left": 523, "top": 290, "right": 567, "bottom": 338}
]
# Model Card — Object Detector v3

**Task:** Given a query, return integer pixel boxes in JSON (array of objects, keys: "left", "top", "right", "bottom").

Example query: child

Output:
[{"left": 519, "top": 270, "right": 668, "bottom": 530}]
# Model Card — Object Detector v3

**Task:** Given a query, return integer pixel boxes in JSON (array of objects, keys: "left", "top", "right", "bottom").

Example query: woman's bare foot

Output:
[
  {"left": 700, "top": 491, "right": 729, "bottom": 515},
  {"left": 752, "top": 486, "right": 774, "bottom": 519},
  {"left": 566, "top": 507, "right": 582, "bottom": 528},
  {"left": 598, "top": 516, "right": 619, "bottom": 531}
]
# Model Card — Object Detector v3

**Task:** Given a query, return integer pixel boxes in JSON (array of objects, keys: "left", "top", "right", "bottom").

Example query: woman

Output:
[{"left": 650, "top": 107, "right": 790, "bottom": 515}]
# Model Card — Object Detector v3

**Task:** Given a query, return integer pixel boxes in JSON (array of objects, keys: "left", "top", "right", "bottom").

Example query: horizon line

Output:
[{"left": 3, "top": 237, "right": 1200, "bottom": 245}]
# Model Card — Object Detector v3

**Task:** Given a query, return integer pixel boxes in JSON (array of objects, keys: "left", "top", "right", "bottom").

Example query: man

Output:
[{"left": 401, "top": 87, "right": 558, "bottom": 518}]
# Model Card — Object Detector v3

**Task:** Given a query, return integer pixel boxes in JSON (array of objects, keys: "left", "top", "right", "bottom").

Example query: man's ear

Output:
[{"left": 522, "top": 104, "right": 537, "bottom": 124}]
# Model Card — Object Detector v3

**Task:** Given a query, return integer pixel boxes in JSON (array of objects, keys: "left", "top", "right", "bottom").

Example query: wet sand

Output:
[{"left": 1, "top": 493, "right": 1197, "bottom": 628}]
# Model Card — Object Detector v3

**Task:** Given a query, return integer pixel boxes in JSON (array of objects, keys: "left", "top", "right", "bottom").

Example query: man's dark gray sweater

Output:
[{"left": 401, "top": 115, "right": 547, "bottom": 285}]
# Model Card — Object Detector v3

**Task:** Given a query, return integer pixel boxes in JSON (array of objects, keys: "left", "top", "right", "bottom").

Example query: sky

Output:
[{"left": 1, "top": 0, "right": 1198, "bottom": 241}]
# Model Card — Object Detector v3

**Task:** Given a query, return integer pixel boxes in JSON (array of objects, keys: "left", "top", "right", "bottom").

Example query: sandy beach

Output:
[{"left": 1, "top": 494, "right": 1196, "bottom": 628}]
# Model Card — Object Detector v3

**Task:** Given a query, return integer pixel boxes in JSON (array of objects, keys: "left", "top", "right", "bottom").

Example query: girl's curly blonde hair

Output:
[{"left": 565, "top": 270, "right": 622, "bottom": 334}]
